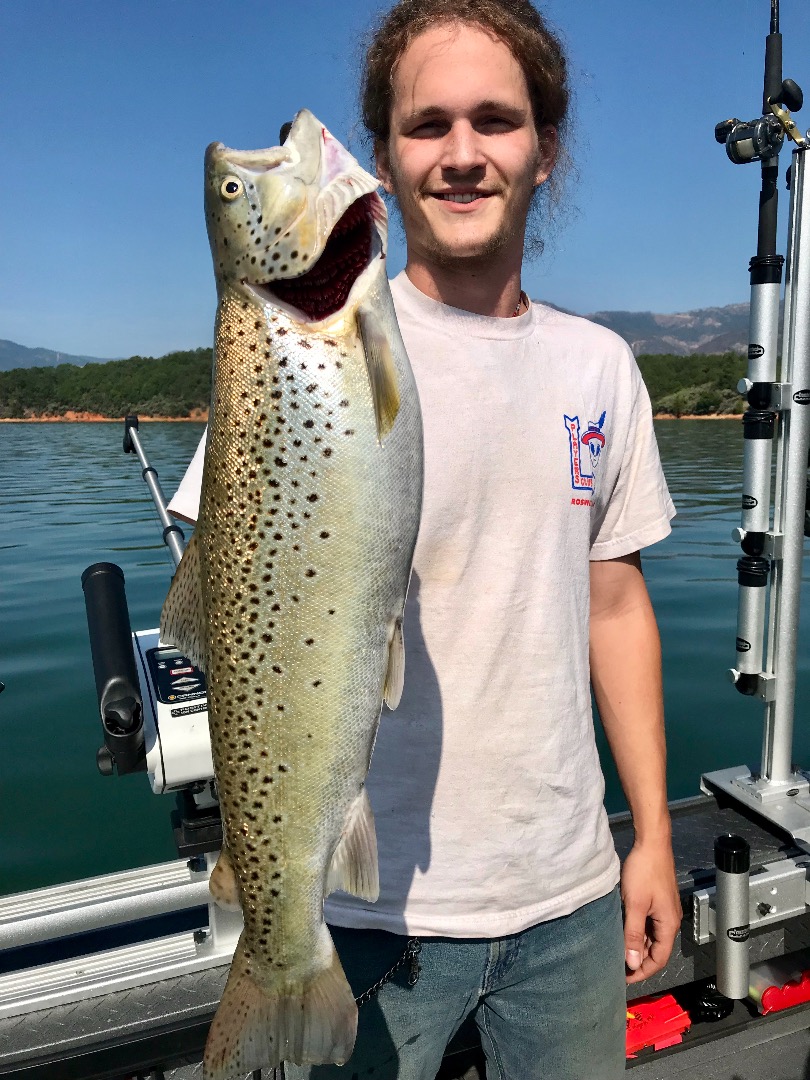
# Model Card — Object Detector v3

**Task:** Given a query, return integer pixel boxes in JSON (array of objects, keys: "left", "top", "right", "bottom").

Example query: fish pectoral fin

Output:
[
  {"left": 383, "top": 617, "right": 405, "bottom": 710},
  {"left": 203, "top": 929, "right": 357, "bottom": 1075},
  {"left": 159, "top": 532, "right": 206, "bottom": 672},
  {"left": 357, "top": 301, "right": 400, "bottom": 441},
  {"left": 326, "top": 788, "right": 379, "bottom": 902},
  {"left": 209, "top": 845, "right": 241, "bottom": 911}
]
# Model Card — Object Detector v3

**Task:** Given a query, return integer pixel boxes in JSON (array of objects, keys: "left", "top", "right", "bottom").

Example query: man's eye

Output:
[
  {"left": 479, "top": 118, "right": 513, "bottom": 132},
  {"left": 410, "top": 121, "right": 445, "bottom": 137}
]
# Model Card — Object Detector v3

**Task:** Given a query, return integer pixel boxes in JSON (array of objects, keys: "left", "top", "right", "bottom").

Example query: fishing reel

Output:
[{"left": 716, "top": 79, "right": 804, "bottom": 164}]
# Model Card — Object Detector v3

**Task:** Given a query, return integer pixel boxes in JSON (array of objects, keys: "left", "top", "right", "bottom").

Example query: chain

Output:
[{"left": 353, "top": 937, "right": 422, "bottom": 1007}]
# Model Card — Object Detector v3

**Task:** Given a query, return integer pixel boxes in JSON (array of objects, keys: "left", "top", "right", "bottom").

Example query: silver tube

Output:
[
  {"left": 741, "top": 437, "right": 774, "bottom": 533},
  {"left": 748, "top": 281, "right": 782, "bottom": 383},
  {"left": 736, "top": 583, "right": 768, "bottom": 673},
  {"left": 767, "top": 149, "right": 810, "bottom": 782},
  {"left": 715, "top": 834, "right": 750, "bottom": 1000}
]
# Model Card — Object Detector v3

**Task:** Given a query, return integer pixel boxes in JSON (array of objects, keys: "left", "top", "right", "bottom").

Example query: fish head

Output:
[{"left": 205, "top": 110, "right": 387, "bottom": 323}]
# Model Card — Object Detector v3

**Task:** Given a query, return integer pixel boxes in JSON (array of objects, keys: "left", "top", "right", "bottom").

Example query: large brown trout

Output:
[{"left": 160, "top": 110, "right": 423, "bottom": 1077}]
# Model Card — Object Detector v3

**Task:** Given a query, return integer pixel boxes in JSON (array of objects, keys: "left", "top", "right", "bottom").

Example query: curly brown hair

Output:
[{"left": 361, "top": 0, "right": 569, "bottom": 147}]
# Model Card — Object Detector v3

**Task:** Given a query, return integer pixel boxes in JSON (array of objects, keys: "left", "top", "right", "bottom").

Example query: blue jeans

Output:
[{"left": 284, "top": 887, "right": 625, "bottom": 1080}]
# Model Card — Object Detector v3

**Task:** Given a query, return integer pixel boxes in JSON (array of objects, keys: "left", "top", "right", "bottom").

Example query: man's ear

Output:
[
  {"left": 534, "top": 125, "right": 558, "bottom": 187},
  {"left": 375, "top": 139, "right": 395, "bottom": 194}
]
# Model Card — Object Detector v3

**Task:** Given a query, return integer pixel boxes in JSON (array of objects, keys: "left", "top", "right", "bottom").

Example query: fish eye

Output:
[{"left": 220, "top": 176, "right": 244, "bottom": 201}]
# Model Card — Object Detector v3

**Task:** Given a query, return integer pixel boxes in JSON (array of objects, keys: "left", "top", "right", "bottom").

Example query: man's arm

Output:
[{"left": 590, "top": 551, "right": 682, "bottom": 984}]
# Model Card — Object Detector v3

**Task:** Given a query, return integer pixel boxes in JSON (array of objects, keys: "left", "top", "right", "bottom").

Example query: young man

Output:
[{"left": 172, "top": 2, "right": 681, "bottom": 1075}]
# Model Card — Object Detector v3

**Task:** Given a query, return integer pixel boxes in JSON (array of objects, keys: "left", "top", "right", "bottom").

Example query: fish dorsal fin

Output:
[
  {"left": 357, "top": 301, "right": 400, "bottom": 441},
  {"left": 326, "top": 788, "right": 379, "bottom": 902},
  {"left": 209, "top": 845, "right": 241, "bottom": 911},
  {"left": 160, "top": 532, "right": 206, "bottom": 672},
  {"left": 383, "top": 617, "right": 405, "bottom": 710}
]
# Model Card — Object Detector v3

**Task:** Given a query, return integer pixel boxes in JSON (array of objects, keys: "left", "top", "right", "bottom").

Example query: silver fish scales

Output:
[{"left": 160, "top": 110, "right": 423, "bottom": 1078}]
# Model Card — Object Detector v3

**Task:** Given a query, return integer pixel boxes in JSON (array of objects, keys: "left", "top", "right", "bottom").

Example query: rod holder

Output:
[
  {"left": 715, "top": 834, "right": 751, "bottom": 999},
  {"left": 81, "top": 562, "right": 145, "bottom": 776}
]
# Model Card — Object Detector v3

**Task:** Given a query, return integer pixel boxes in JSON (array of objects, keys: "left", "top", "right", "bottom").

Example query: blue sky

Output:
[{"left": 2, "top": 0, "right": 809, "bottom": 358}]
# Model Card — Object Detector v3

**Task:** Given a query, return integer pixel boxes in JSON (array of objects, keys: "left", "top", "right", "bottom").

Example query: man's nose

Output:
[{"left": 441, "top": 121, "right": 485, "bottom": 173}]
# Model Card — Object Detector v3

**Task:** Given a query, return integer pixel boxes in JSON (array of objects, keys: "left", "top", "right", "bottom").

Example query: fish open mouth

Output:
[{"left": 257, "top": 194, "right": 376, "bottom": 322}]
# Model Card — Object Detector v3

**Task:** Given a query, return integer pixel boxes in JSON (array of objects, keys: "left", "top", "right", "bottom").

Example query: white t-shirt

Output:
[{"left": 169, "top": 271, "right": 675, "bottom": 938}]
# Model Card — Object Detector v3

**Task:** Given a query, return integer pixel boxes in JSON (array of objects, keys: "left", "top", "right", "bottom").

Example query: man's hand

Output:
[{"left": 621, "top": 838, "right": 682, "bottom": 984}]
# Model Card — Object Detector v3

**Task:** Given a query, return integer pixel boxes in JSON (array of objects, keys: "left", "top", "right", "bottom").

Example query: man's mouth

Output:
[{"left": 432, "top": 192, "right": 493, "bottom": 204}]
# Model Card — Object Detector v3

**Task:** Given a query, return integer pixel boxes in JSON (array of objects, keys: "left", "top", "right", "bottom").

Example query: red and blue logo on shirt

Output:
[{"left": 564, "top": 410, "right": 606, "bottom": 503}]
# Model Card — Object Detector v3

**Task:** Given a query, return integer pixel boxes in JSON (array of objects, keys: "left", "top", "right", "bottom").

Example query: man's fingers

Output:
[{"left": 623, "top": 901, "right": 648, "bottom": 972}]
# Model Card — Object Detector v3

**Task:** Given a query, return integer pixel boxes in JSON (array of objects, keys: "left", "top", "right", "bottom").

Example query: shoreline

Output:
[
  {"left": 0, "top": 410, "right": 209, "bottom": 423},
  {"left": 0, "top": 410, "right": 740, "bottom": 423},
  {"left": 654, "top": 413, "right": 741, "bottom": 420}
]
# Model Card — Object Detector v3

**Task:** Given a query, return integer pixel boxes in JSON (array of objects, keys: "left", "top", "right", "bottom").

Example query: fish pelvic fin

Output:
[
  {"left": 209, "top": 845, "right": 241, "bottom": 911},
  {"left": 383, "top": 616, "right": 405, "bottom": 710},
  {"left": 203, "top": 930, "right": 357, "bottom": 1076},
  {"left": 357, "top": 300, "right": 400, "bottom": 441},
  {"left": 326, "top": 788, "right": 379, "bottom": 902},
  {"left": 159, "top": 532, "right": 206, "bottom": 672}
]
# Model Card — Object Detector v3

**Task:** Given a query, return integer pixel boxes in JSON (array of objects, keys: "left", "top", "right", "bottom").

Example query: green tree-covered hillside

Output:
[
  {"left": 0, "top": 347, "right": 747, "bottom": 419},
  {"left": 637, "top": 352, "right": 746, "bottom": 416},
  {"left": 0, "top": 348, "right": 212, "bottom": 419}
]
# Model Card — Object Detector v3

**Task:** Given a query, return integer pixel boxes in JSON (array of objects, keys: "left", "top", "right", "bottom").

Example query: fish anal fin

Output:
[
  {"left": 159, "top": 533, "right": 206, "bottom": 672},
  {"left": 209, "top": 845, "right": 241, "bottom": 911},
  {"left": 326, "top": 788, "right": 379, "bottom": 902},
  {"left": 383, "top": 617, "right": 405, "bottom": 710},
  {"left": 358, "top": 302, "right": 400, "bottom": 441},
  {"left": 203, "top": 930, "right": 357, "bottom": 1076}
]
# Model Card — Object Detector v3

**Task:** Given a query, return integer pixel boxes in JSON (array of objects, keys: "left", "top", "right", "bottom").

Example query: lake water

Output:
[{"left": 2, "top": 419, "right": 810, "bottom": 896}]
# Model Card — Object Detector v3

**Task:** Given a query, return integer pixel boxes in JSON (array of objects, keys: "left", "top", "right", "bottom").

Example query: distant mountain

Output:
[
  {"left": 583, "top": 304, "right": 752, "bottom": 357},
  {"left": 0, "top": 339, "right": 116, "bottom": 372}
]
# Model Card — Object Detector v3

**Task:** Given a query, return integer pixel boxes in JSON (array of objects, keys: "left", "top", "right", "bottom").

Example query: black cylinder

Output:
[
  {"left": 743, "top": 409, "right": 776, "bottom": 439},
  {"left": 737, "top": 555, "right": 770, "bottom": 587},
  {"left": 81, "top": 562, "right": 145, "bottom": 775},
  {"left": 715, "top": 833, "right": 751, "bottom": 874}
]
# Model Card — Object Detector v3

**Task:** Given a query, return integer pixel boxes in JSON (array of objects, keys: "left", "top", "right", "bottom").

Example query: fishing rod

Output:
[
  {"left": 703, "top": 2, "right": 809, "bottom": 835},
  {"left": 123, "top": 414, "right": 186, "bottom": 568}
]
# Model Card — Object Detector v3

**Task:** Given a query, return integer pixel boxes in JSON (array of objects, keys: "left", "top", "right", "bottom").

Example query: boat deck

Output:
[{"left": 3, "top": 793, "right": 810, "bottom": 1079}]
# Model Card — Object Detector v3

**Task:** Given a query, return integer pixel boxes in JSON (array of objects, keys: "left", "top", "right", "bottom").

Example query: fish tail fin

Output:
[{"left": 203, "top": 930, "right": 357, "bottom": 1078}]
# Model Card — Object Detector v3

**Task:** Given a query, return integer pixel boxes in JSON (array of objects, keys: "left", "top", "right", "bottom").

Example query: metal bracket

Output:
[
  {"left": 771, "top": 383, "right": 793, "bottom": 411},
  {"left": 727, "top": 670, "right": 777, "bottom": 701},
  {"left": 693, "top": 856, "right": 810, "bottom": 945},
  {"left": 769, "top": 101, "right": 807, "bottom": 148},
  {"left": 764, "top": 531, "right": 784, "bottom": 560},
  {"left": 702, "top": 765, "right": 810, "bottom": 846}
]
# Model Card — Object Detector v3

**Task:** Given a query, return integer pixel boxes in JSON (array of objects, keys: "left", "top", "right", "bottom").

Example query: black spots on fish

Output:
[
  {"left": 262, "top": 632, "right": 273, "bottom": 644},
  {"left": 240, "top": 780, "right": 249, "bottom": 794},
  {"left": 272, "top": 251, "right": 280, "bottom": 260},
  {"left": 339, "top": 399, "right": 349, "bottom": 407},
  {"left": 305, "top": 638, "right": 315, "bottom": 646},
  {"left": 277, "top": 327, "right": 288, "bottom": 336},
  {"left": 274, "top": 227, "right": 281, "bottom": 235},
  {"left": 323, "top": 447, "right": 333, "bottom": 458},
  {"left": 306, "top": 493, "right": 319, "bottom": 503},
  {"left": 344, "top": 429, "right": 355, "bottom": 436},
  {"left": 328, "top": 608, "right": 336, "bottom": 615},
  {"left": 273, "top": 456, "right": 287, "bottom": 468},
  {"left": 325, "top": 422, "right": 333, "bottom": 431},
  {"left": 278, "top": 358, "right": 287, "bottom": 368},
  {"left": 305, "top": 568, "right": 317, "bottom": 578},
  {"left": 278, "top": 764, "right": 288, "bottom": 772}
]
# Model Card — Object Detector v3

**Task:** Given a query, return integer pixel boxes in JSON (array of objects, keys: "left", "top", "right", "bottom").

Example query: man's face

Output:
[{"left": 376, "top": 22, "right": 556, "bottom": 269}]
